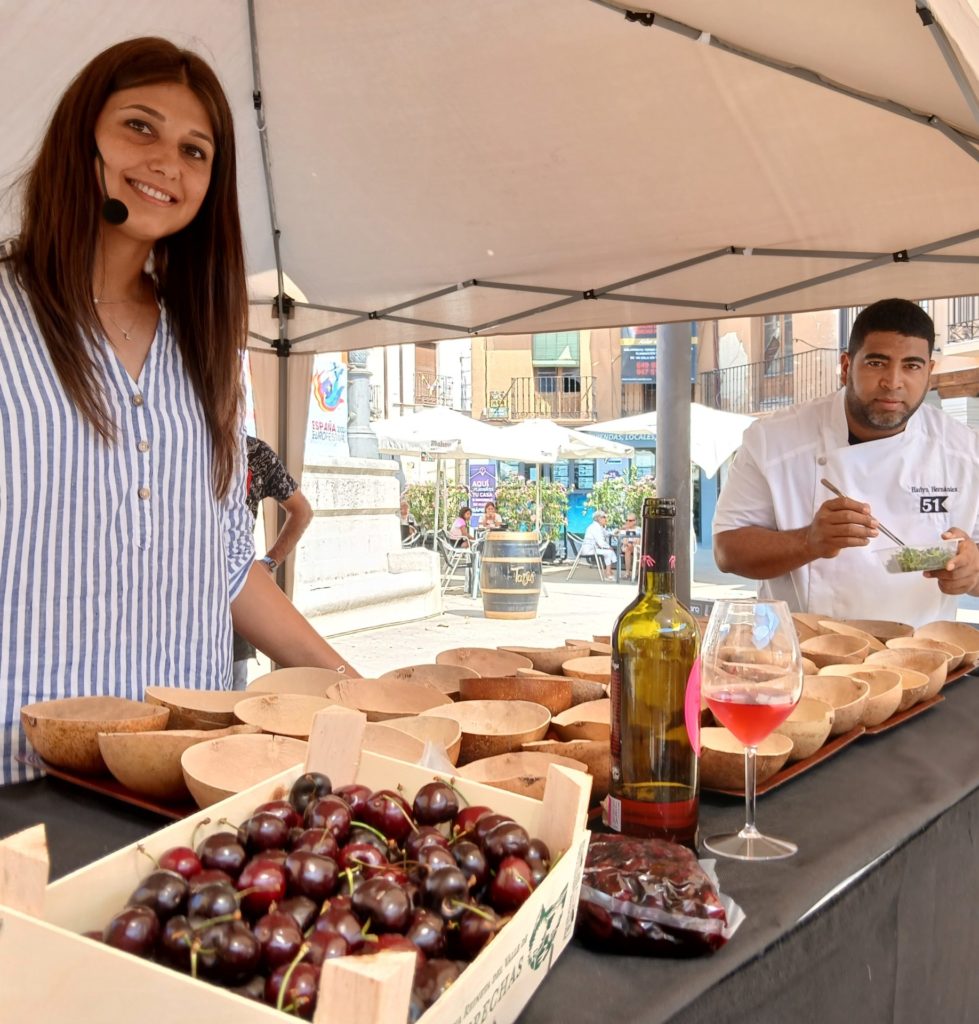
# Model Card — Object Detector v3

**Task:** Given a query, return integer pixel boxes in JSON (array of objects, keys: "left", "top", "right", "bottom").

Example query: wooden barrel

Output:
[{"left": 480, "top": 531, "right": 542, "bottom": 620}]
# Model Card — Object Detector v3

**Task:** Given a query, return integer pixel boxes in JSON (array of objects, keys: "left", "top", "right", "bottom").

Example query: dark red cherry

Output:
[
  {"left": 103, "top": 905, "right": 159, "bottom": 957},
  {"left": 254, "top": 799, "right": 303, "bottom": 830},
  {"left": 472, "top": 813, "right": 512, "bottom": 848},
  {"left": 525, "top": 838, "right": 551, "bottom": 886},
  {"left": 236, "top": 813, "right": 291, "bottom": 855},
  {"left": 158, "top": 846, "right": 203, "bottom": 880},
  {"left": 196, "top": 832, "right": 248, "bottom": 879},
  {"left": 266, "top": 961, "right": 320, "bottom": 1019},
  {"left": 159, "top": 914, "right": 194, "bottom": 970},
  {"left": 235, "top": 859, "right": 287, "bottom": 919},
  {"left": 482, "top": 821, "right": 531, "bottom": 865},
  {"left": 188, "top": 868, "right": 234, "bottom": 892},
  {"left": 197, "top": 920, "right": 261, "bottom": 985},
  {"left": 404, "top": 825, "right": 450, "bottom": 862},
  {"left": 452, "top": 805, "right": 494, "bottom": 838},
  {"left": 422, "top": 866, "right": 470, "bottom": 920},
  {"left": 290, "top": 827, "right": 339, "bottom": 860},
  {"left": 412, "top": 781, "right": 459, "bottom": 826},
  {"left": 230, "top": 976, "right": 267, "bottom": 1002},
  {"left": 452, "top": 840, "right": 489, "bottom": 891},
  {"left": 405, "top": 906, "right": 446, "bottom": 958},
  {"left": 284, "top": 850, "right": 339, "bottom": 902},
  {"left": 337, "top": 841, "right": 388, "bottom": 874},
  {"left": 252, "top": 910, "right": 304, "bottom": 972},
  {"left": 305, "top": 930, "right": 349, "bottom": 965},
  {"left": 288, "top": 771, "right": 333, "bottom": 817},
  {"left": 304, "top": 795, "right": 352, "bottom": 842},
  {"left": 369, "top": 932, "right": 424, "bottom": 966},
  {"left": 313, "top": 904, "right": 366, "bottom": 951},
  {"left": 333, "top": 782, "right": 372, "bottom": 817},
  {"left": 489, "top": 856, "right": 534, "bottom": 912},
  {"left": 351, "top": 876, "right": 412, "bottom": 933},
  {"left": 276, "top": 895, "right": 319, "bottom": 932},
  {"left": 187, "top": 881, "right": 239, "bottom": 925},
  {"left": 412, "top": 958, "right": 464, "bottom": 1013},
  {"left": 455, "top": 904, "right": 505, "bottom": 958},
  {"left": 126, "top": 869, "right": 188, "bottom": 922},
  {"left": 363, "top": 789, "right": 415, "bottom": 843}
]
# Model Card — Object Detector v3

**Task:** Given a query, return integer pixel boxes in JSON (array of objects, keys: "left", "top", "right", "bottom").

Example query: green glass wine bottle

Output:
[{"left": 604, "top": 497, "right": 701, "bottom": 847}]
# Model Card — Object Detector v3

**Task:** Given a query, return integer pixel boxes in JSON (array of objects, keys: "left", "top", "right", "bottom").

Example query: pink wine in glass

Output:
[{"left": 706, "top": 688, "right": 796, "bottom": 747}]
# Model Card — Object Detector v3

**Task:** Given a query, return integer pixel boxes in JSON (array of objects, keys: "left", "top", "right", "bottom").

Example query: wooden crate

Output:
[{"left": 0, "top": 706, "right": 590, "bottom": 1024}]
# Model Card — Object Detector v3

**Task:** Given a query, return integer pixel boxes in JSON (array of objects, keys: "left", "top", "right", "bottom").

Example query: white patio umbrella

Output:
[
  {"left": 373, "top": 407, "right": 531, "bottom": 533},
  {"left": 582, "top": 404, "right": 756, "bottom": 478},
  {"left": 498, "top": 419, "right": 634, "bottom": 531}
]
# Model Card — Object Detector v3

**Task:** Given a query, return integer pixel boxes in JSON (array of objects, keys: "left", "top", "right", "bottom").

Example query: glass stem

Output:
[{"left": 742, "top": 745, "right": 759, "bottom": 836}]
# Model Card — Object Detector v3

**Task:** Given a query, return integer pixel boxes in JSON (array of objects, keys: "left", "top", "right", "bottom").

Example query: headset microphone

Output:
[{"left": 95, "top": 149, "right": 129, "bottom": 225}]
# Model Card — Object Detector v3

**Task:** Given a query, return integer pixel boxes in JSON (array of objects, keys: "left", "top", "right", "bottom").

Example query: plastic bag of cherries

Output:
[
  {"left": 575, "top": 834, "right": 739, "bottom": 957},
  {"left": 92, "top": 773, "right": 553, "bottom": 1020}
]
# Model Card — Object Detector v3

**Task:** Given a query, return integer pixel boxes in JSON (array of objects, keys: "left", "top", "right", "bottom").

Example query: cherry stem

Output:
[
  {"left": 189, "top": 818, "right": 212, "bottom": 849},
  {"left": 191, "top": 911, "right": 241, "bottom": 931},
  {"left": 135, "top": 843, "right": 159, "bottom": 870},
  {"left": 276, "top": 942, "right": 311, "bottom": 1013},
  {"left": 450, "top": 899, "right": 494, "bottom": 921},
  {"left": 349, "top": 819, "right": 389, "bottom": 844},
  {"left": 443, "top": 778, "right": 471, "bottom": 808}
]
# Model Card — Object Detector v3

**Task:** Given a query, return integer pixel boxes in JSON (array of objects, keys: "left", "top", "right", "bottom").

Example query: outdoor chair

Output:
[
  {"left": 435, "top": 530, "right": 475, "bottom": 595},
  {"left": 565, "top": 532, "right": 613, "bottom": 583}
]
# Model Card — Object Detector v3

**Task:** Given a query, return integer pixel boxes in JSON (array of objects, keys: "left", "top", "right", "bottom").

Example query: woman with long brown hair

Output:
[{"left": 0, "top": 38, "right": 352, "bottom": 785}]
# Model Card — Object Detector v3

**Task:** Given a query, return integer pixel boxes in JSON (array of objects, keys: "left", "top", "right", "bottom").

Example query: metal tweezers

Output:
[{"left": 820, "top": 478, "right": 906, "bottom": 547}]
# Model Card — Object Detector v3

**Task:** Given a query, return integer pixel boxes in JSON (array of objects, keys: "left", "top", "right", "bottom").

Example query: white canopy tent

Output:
[
  {"left": 582, "top": 404, "right": 757, "bottom": 478},
  {"left": 3, "top": 0, "right": 979, "bottom": 493}
]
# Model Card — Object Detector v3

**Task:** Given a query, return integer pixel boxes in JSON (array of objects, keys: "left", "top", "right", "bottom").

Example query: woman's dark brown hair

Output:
[{"left": 11, "top": 37, "right": 247, "bottom": 498}]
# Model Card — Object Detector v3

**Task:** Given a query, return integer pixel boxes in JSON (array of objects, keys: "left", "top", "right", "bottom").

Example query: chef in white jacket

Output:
[{"left": 712, "top": 298, "right": 979, "bottom": 627}]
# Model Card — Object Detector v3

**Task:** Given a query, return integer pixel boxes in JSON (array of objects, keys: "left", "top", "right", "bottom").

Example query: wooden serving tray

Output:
[
  {"left": 19, "top": 752, "right": 194, "bottom": 820},
  {"left": 863, "top": 693, "right": 944, "bottom": 736},
  {"left": 703, "top": 725, "right": 866, "bottom": 798}
]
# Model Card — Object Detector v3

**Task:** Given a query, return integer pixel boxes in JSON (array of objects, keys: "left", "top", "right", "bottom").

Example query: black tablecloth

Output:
[{"left": 3, "top": 678, "right": 979, "bottom": 1023}]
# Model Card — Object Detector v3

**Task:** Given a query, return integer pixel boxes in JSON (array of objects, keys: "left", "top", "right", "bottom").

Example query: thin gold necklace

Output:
[{"left": 95, "top": 298, "right": 143, "bottom": 342}]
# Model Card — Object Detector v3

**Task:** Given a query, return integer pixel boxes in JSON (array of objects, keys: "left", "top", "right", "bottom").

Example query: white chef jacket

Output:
[{"left": 712, "top": 389, "right": 979, "bottom": 627}]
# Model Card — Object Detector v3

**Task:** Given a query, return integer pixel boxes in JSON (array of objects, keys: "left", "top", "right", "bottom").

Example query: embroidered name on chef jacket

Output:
[{"left": 909, "top": 485, "right": 958, "bottom": 513}]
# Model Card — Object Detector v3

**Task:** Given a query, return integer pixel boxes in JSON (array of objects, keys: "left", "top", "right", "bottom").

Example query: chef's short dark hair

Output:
[{"left": 848, "top": 299, "right": 934, "bottom": 357}]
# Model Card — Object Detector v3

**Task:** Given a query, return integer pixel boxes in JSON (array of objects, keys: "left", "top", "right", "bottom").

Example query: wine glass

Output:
[{"left": 700, "top": 599, "right": 803, "bottom": 861}]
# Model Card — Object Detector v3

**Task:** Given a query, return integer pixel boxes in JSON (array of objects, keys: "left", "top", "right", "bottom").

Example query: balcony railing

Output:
[
  {"left": 482, "top": 376, "right": 597, "bottom": 422},
  {"left": 414, "top": 372, "right": 453, "bottom": 407},
  {"left": 949, "top": 318, "right": 979, "bottom": 344},
  {"left": 699, "top": 348, "right": 840, "bottom": 415}
]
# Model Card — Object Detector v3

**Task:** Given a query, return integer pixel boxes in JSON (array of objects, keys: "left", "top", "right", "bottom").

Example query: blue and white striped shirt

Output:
[{"left": 0, "top": 241, "right": 255, "bottom": 784}]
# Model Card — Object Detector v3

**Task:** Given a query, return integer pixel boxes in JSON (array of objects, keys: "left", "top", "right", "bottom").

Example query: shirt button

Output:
[
  {"left": 138, "top": 487, "right": 151, "bottom": 500},
  {"left": 817, "top": 456, "right": 827, "bottom": 466},
  {"left": 131, "top": 394, "right": 144, "bottom": 407},
  {"left": 137, "top": 440, "right": 150, "bottom": 453}
]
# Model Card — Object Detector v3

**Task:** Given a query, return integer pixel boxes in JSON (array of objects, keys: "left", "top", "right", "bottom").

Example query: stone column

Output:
[{"left": 347, "top": 349, "right": 380, "bottom": 459}]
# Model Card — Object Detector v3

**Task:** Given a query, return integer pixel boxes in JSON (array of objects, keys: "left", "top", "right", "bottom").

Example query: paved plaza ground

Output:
[
  {"left": 251, "top": 544, "right": 979, "bottom": 680},
  {"left": 325, "top": 546, "right": 755, "bottom": 677}
]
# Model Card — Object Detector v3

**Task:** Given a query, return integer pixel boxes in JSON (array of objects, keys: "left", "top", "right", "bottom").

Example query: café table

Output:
[{"left": 3, "top": 672, "right": 979, "bottom": 1023}]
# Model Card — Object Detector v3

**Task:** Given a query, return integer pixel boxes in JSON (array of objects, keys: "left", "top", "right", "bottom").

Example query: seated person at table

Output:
[
  {"left": 481, "top": 501, "right": 504, "bottom": 529},
  {"left": 449, "top": 506, "right": 473, "bottom": 547},
  {"left": 581, "top": 510, "right": 616, "bottom": 580},
  {"left": 713, "top": 298, "right": 979, "bottom": 626},
  {"left": 615, "top": 512, "right": 640, "bottom": 576},
  {"left": 400, "top": 500, "right": 418, "bottom": 542}
]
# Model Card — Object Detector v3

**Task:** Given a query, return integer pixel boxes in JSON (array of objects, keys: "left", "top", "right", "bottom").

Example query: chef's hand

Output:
[
  {"left": 924, "top": 528, "right": 979, "bottom": 595},
  {"left": 806, "top": 497, "right": 878, "bottom": 559}
]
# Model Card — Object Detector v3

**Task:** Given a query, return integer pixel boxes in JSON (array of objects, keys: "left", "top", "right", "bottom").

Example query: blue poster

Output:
[{"left": 469, "top": 462, "right": 497, "bottom": 525}]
